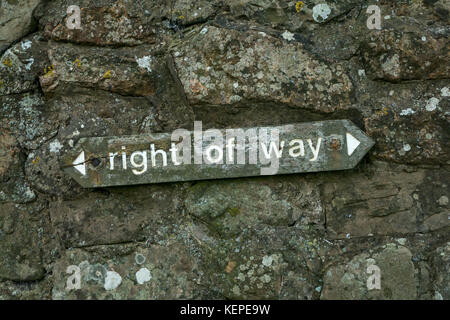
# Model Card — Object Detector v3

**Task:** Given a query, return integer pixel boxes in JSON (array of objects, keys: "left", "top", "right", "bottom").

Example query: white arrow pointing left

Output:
[{"left": 73, "top": 151, "right": 86, "bottom": 176}]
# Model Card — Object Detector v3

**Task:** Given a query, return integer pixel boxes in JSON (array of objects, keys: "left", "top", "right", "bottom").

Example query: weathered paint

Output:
[{"left": 61, "top": 120, "right": 374, "bottom": 188}]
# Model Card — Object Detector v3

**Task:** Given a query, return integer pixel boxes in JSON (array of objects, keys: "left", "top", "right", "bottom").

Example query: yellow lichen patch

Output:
[
  {"left": 32, "top": 157, "right": 39, "bottom": 164},
  {"left": 295, "top": 1, "right": 304, "bottom": 13},
  {"left": 73, "top": 58, "right": 81, "bottom": 67},
  {"left": 376, "top": 106, "right": 389, "bottom": 116},
  {"left": 103, "top": 70, "right": 112, "bottom": 79},
  {"left": 2, "top": 58, "right": 13, "bottom": 67},
  {"left": 43, "top": 65, "right": 55, "bottom": 78},
  {"left": 227, "top": 207, "right": 240, "bottom": 216},
  {"left": 178, "top": 15, "right": 184, "bottom": 20},
  {"left": 0, "top": 80, "right": 3, "bottom": 88}
]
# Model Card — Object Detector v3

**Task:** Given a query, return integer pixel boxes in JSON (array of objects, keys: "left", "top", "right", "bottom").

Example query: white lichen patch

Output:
[
  {"left": 438, "top": 196, "right": 448, "bottom": 206},
  {"left": 435, "top": 292, "right": 444, "bottom": 300},
  {"left": 260, "top": 274, "right": 271, "bottom": 283},
  {"left": 232, "top": 285, "right": 241, "bottom": 296},
  {"left": 104, "top": 271, "right": 122, "bottom": 290},
  {"left": 200, "top": 27, "right": 208, "bottom": 35},
  {"left": 400, "top": 108, "right": 415, "bottom": 116},
  {"left": 381, "top": 54, "right": 400, "bottom": 78},
  {"left": 49, "top": 139, "right": 63, "bottom": 153},
  {"left": 403, "top": 144, "right": 411, "bottom": 152},
  {"left": 230, "top": 95, "right": 241, "bottom": 102},
  {"left": 262, "top": 255, "right": 273, "bottom": 267},
  {"left": 282, "top": 30, "right": 295, "bottom": 41},
  {"left": 24, "top": 58, "right": 34, "bottom": 70},
  {"left": 441, "top": 87, "right": 449, "bottom": 97},
  {"left": 312, "top": 4, "right": 331, "bottom": 22},
  {"left": 135, "top": 55, "right": 152, "bottom": 72},
  {"left": 24, "top": 186, "right": 35, "bottom": 201},
  {"left": 135, "top": 253, "right": 146, "bottom": 265},
  {"left": 425, "top": 97, "right": 439, "bottom": 111},
  {"left": 21, "top": 40, "right": 32, "bottom": 51},
  {"left": 136, "top": 268, "right": 151, "bottom": 284}
]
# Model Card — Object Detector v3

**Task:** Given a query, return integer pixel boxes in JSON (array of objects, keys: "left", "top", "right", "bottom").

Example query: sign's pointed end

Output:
[
  {"left": 346, "top": 132, "right": 360, "bottom": 156},
  {"left": 73, "top": 151, "right": 86, "bottom": 176}
]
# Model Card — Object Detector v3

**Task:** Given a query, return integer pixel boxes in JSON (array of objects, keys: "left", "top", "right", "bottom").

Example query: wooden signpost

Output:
[{"left": 61, "top": 120, "right": 374, "bottom": 188}]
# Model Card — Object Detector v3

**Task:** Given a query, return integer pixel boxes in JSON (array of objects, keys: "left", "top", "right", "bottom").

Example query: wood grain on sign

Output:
[{"left": 61, "top": 120, "right": 375, "bottom": 188}]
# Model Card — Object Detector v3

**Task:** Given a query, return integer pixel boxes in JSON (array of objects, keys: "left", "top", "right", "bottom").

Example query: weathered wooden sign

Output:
[{"left": 61, "top": 120, "right": 374, "bottom": 188}]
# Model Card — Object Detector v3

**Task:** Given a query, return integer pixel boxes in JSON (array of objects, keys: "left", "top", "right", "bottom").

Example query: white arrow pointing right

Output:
[
  {"left": 73, "top": 151, "right": 86, "bottom": 176},
  {"left": 346, "top": 133, "right": 360, "bottom": 156}
]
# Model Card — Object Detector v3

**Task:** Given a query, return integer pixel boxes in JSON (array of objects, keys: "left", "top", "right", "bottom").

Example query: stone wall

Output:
[{"left": 0, "top": 0, "right": 448, "bottom": 299}]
